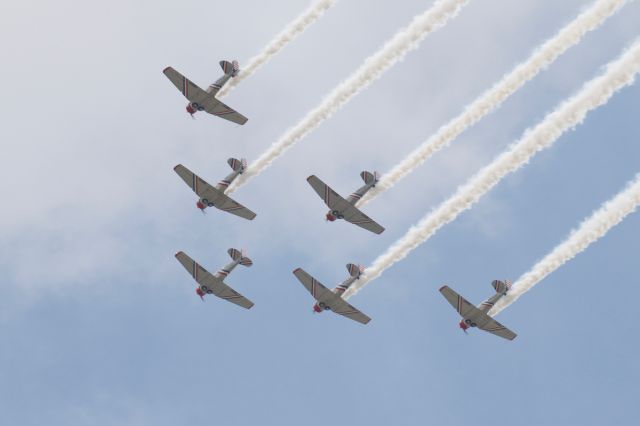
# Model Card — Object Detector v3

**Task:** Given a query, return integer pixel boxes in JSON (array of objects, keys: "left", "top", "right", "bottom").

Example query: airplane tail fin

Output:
[
  {"left": 228, "top": 248, "right": 253, "bottom": 267},
  {"left": 492, "top": 279, "right": 512, "bottom": 295},
  {"left": 227, "top": 158, "right": 247, "bottom": 173},
  {"left": 360, "top": 171, "right": 379, "bottom": 185},
  {"left": 220, "top": 60, "right": 240, "bottom": 77},
  {"left": 346, "top": 263, "right": 364, "bottom": 278}
]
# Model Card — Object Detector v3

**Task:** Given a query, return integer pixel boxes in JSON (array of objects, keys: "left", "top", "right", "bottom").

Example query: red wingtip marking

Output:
[
  {"left": 162, "top": 66, "right": 172, "bottom": 73},
  {"left": 439, "top": 285, "right": 448, "bottom": 291},
  {"left": 175, "top": 251, "right": 183, "bottom": 257},
  {"left": 293, "top": 268, "right": 302, "bottom": 274}
]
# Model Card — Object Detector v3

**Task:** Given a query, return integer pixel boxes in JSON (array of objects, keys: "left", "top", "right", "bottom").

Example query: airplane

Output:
[
  {"left": 292, "top": 263, "right": 371, "bottom": 324},
  {"left": 174, "top": 158, "right": 256, "bottom": 220},
  {"left": 175, "top": 249, "right": 254, "bottom": 309},
  {"left": 439, "top": 280, "right": 517, "bottom": 341},
  {"left": 306, "top": 171, "right": 385, "bottom": 234},
  {"left": 163, "top": 60, "right": 248, "bottom": 125}
]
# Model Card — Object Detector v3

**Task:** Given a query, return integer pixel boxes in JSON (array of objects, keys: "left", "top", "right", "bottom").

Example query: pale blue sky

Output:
[{"left": 1, "top": 0, "right": 639, "bottom": 425}]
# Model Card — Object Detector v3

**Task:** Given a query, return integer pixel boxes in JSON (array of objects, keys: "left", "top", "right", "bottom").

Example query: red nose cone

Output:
[
  {"left": 459, "top": 320, "right": 469, "bottom": 331},
  {"left": 313, "top": 304, "right": 322, "bottom": 313},
  {"left": 196, "top": 288, "right": 205, "bottom": 300},
  {"left": 196, "top": 201, "right": 205, "bottom": 210},
  {"left": 186, "top": 105, "right": 196, "bottom": 114},
  {"left": 326, "top": 213, "right": 336, "bottom": 222}
]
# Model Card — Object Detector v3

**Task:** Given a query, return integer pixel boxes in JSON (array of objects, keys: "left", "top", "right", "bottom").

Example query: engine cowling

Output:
[
  {"left": 326, "top": 212, "right": 336, "bottom": 221},
  {"left": 196, "top": 287, "right": 205, "bottom": 299},
  {"left": 187, "top": 102, "right": 205, "bottom": 115}
]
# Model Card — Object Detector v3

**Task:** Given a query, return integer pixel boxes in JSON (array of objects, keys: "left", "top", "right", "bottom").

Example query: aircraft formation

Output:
[{"left": 165, "top": 60, "right": 516, "bottom": 341}]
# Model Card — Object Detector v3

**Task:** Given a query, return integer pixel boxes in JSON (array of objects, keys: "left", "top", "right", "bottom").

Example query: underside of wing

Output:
[
  {"left": 163, "top": 67, "right": 211, "bottom": 105},
  {"left": 479, "top": 317, "right": 517, "bottom": 341},
  {"left": 342, "top": 205, "right": 385, "bottom": 234},
  {"left": 439, "top": 286, "right": 480, "bottom": 319},
  {"left": 213, "top": 192, "right": 256, "bottom": 220},
  {"left": 210, "top": 281, "right": 254, "bottom": 309},
  {"left": 328, "top": 297, "right": 371, "bottom": 325},
  {"left": 292, "top": 268, "right": 335, "bottom": 305},
  {"left": 175, "top": 251, "right": 253, "bottom": 309},
  {"left": 173, "top": 164, "right": 217, "bottom": 198},
  {"left": 306, "top": 175, "right": 351, "bottom": 212},
  {"left": 205, "top": 99, "right": 248, "bottom": 125},
  {"left": 175, "top": 251, "right": 220, "bottom": 288}
]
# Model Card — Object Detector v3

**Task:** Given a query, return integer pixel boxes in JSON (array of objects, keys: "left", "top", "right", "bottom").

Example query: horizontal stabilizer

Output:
[
  {"left": 492, "top": 279, "right": 512, "bottom": 295},
  {"left": 227, "top": 158, "right": 247, "bottom": 173},
  {"left": 228, "top": 248, "right": 241, "bottom": 261},
  {"left": 360, "top": 171, "right": 379, "bottom": 185},
  {"left": 228, "top": 248, "right": 253, "bottom": 267},
  {"left": 346, "top": 263, "right": 364, "bottom": 278},
  {"left": 220, "top": 60, "right": 239, "bottom": 77}
]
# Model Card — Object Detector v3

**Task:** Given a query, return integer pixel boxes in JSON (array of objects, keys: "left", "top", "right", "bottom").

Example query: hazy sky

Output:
[{"left": 1, "top": 1, "right": 639, "bottom": 425}]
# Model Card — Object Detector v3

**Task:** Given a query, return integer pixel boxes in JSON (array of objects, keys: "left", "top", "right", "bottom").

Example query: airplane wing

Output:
[
  {"left": 439, "top": 285, "right": 478, "bottom": 319},
  {"left": 212, "top": 192, "right": 256, "bottom": 220},
  {"left": 174, "top": 164, "right": 256, "bottom": 220},
  {"left": 306, "top": 175, "right": 384, "bottom": 234},
  {"left": 163, "top": 67, "right": 248, "bottom": 125},
  {"left": 293, "top": 268, "right": 371, "bottom": 325},
  {"left": 439, "top": 286, "right": 516, "bottom": 341},
  {"left": 328, "top": 295, "right": 372, "bottom": 325},
  {"left": 478, "top": 315, "right": 517, "bottom": 341},
  {"left": 163, "top": 67, "right": 211, "bottom": 105},
  {"left": 204, "top": 99, "right": 248, "bottom": 125},
  {"left": 341, "top": 205, "right": 385, "bottom": 235},
  {"left": 307, "top": 175, "right": 352, "bottom": 212},
  {"left": 174, "top": 164, "right": 217, "bottom": 198},
  {"left": 175, "top": 251, "right": 254, "bottom": 309}
]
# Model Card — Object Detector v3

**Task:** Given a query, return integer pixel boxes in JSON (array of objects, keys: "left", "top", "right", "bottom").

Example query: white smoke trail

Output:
[
  {"left": 490, "top": 173, "right": 640, "bottom": 316},
  {"left": 344, "top": 39, "right": 640, "bottom": 299},
  {"left": 217, "top": 0, "right": 338, "bottom": 98},
  {"left": 358, "top": 0, "right": 627, "bottom": 207},
  {"left": 227, "top": 0, "right": 469, "bottom": 194}
]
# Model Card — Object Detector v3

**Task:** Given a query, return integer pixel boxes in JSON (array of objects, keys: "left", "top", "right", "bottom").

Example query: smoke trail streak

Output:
[
  {"left": 358, "top": 0, "right": 627, "bottom": 207},
  {"left": 227, "top": 0, "right": 469, "bottom": 194},
  {"left": 344, "top": 39, "right": 640, "bottom": 299},
  {"left": 490, "top": 173, "right": 640, "bottom": 316},
  {"left": 217, "top": 0, "right": 338, "bottom": 98}
]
